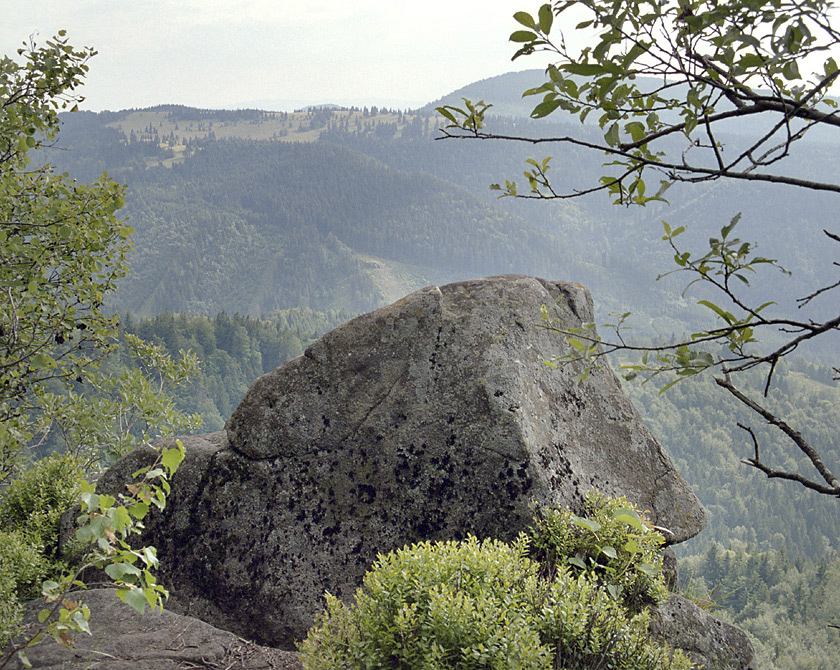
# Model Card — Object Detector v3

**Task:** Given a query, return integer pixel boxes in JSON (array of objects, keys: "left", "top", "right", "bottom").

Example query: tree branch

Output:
[
  {"left": 715, "top": 370, "right": 840, "bottom": 494},
  {"left": 437, "top": 130, "right": 840, "bottom": 195}
]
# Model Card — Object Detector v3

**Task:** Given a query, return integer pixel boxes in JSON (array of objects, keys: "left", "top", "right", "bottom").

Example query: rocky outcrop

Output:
[
  {"left": 8, "top": 589, "right": 301, "bottom": 670},
  {"left": 96, "top": 275, "right": 707, "bottom": 650},
  {"left": 651, "top": 594, "right": 758, "bottom": 670}
]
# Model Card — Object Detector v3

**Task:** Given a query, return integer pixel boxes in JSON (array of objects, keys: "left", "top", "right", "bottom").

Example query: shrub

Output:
[
  {"left": 299, "top": 534, "right": 691, "bottom": 670},
  {"left": 0, "top": 454, "right": 82, "bottom": 648},
  {"left": 0, "top": 530, "right": 49, "bottom": 646},
  {"left": 0, "top": 453, "right": 82, "bottom": 558},
  {"left": 527, "top": 491, "right": 667, "bottom": 613}
]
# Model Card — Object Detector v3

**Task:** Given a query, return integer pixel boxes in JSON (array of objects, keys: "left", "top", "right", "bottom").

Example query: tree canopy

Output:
[
  {"left": 0, "top": 33, "right": 132, "bottom": 483},
  {"left": 0, "top": 35, "right": 194, "bottom": 666}
]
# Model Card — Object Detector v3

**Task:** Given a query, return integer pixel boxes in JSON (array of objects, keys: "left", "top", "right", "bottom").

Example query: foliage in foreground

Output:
[
  {"left": 300, "top": 497, "right": 689, "bottom": 670},
  {"left": 439, "top": 0, "right": 840, "bottom": 498},
  {"left": 0, "top": 441, "right": 186, "bottom": 668},
  {"left": 0, "top": 33, "right": 199, "bottom": 667},
  {"left": 0, "top": 33, "right": 132, "bottom": 488},
  {"left": 527, "top": 492, "right": 667, "bottom": 613}
]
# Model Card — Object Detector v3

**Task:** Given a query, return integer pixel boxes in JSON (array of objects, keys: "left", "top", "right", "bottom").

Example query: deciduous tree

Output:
[
  {"left": 0, "top": 34, "right": 195, "bottom": 666},
  {"left": 0, "top": 32, "right": 131, "bottom": 483}
]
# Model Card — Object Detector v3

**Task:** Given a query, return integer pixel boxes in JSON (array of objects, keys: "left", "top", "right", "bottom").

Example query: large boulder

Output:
[{"left": 96, "top": 275, "right": 707, "bottom": 649}]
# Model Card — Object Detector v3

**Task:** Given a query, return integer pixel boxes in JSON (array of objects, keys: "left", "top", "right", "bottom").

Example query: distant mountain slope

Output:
[
  {"left": 422, "top": 69, "right": 547, "bottom": 118},
  {"left": 47, "top": 125, "right": 579, "bottom": 316},
  {"left": 49, "top": 87, "right": 839, "bottom": 333}
]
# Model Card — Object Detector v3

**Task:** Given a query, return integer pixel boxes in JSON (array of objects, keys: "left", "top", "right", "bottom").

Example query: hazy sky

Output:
[{"left": 2, "top": 1, "right": 550, "bottom": 112}]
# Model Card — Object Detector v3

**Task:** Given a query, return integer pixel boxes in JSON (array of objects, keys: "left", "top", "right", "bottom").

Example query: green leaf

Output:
[
  {"left": 625, "top": 121, "right": 646, "bottom": 142},
  {"left": 567, "top": 557, "right": 587, "bottom": 570},
  {"left": 600, "top": 545, "right": 618, "bottom": 559},
  {"left": 143, "top": 586, "right": 159, "bottom": 608},
  {"left": 129, "top": 500, "right": 150, "bottom": 519},
  {"left": 572, "top": 516, "right": 602, "bottom": 533},
  {"left": 737, "top": 53, "right": 766, "bottom": 70},
  {"left": 782, "top": 60, "right": 801, "bottom": 80},
  {"left": 67, "top": 608, "right": 92, "bottom": 636},
  {"left": 604, "top": 123, "right": 620, "bottom": 147},
  {"left": 513, "top": 11, "right": 536, "bottom": 30},
  {"left": 41, "top": 580, "right": 60, "bottom": 595},
  {"left": 510, "top": 30, "right": 538, "bottom": 43},
  {"left": 567, "top": 338, "right": 586, "bottom": 351},
  {"left": 538, "top": 4, "right": 554, "bottom": 34},
  {"left": 636, "top": 563, "right": 661, "bottom": 577},
  {"left": 436, "top": 107, "right": 457, "bottom": 124},
  {"left": 117, "top": 587, "right": 148, "bottom": 615},
  {"left": 531, "top": 98, "right": 563, "bottom": 118},
  {"left": 697, "top": 300, "right": 736, "bottom": 324},
  {"left": 613, "top": 511, "right": 644, "bottom": 532},
  {"left": 106, "top": 561, "right": 142, "bottom": 582},
  {"left": 565, "top": 63, "right": 604, "bottom": 76},
  {"left": 161, "top": 443, "right": 185, "bottom": 474},
  {"left": 31, "top": 353, "right": 58, "bottom": 369}
]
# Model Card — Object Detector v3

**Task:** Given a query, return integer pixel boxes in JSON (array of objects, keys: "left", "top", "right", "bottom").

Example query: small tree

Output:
[
  {"left": 0, "top": 32, "right": 131, "bottom": 484},
  {"left": 438, "top": 0, "right": 840, "bottom": 497},
  {"left": 0, "top": 34, "right": 196, "bottom": 666}
]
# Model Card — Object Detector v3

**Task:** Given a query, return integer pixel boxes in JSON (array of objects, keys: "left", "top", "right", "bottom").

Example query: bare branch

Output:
[
  {"left": 796, "top": 230, "right": 840, "bottom": 307},
  {"left": 716, "top": 370, "right": 840, "bottom": 494}
]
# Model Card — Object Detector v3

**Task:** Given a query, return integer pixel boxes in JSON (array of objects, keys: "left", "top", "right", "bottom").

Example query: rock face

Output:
[
  {"left": 651, "top": 595, "right": 758, "bottom": 670},
  {"left": 9, "top": 589, "right": 301, "bottom": 670},
  {"left": 97, "top": 275, "right": 707, "bottom": 650}
]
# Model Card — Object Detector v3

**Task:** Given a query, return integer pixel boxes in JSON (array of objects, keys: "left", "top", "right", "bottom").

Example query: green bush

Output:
[
  {"left": 0, "top": 453, "right": 82, "bottom": 647},
  {"left": 0, "top": 530, "right": 49, "bottom": 645},
  {"left": 0, "top": 453, "right": 82, "bottom": 559},
  {"left": 0, "top": 455, "right": 82, "bottom": 642},
  {"left": 299, "top": 535, "right": 691, "bottom": 670},
  {"left": 527, "top": 492, "right": 667, "bottom": 613}
]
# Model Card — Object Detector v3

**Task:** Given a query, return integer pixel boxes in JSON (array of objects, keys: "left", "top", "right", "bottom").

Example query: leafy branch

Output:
[
  {"left": 436, "top": 0, "right": 840, "bottom": 497},
  {"left": 1, "top": 441, "right": 185, "bottom": 668},
  {"left": 437, "top": 1, "right": 840, "bottom": 202}
]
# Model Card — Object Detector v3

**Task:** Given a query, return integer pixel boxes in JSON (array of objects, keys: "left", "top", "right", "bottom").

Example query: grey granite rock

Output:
[
  {"left": 95, "top": 275, "right": 707, "bottom": 649},
  {"left": 651, "top": 594, "right": 758, "bottom": 670},
  {"left": 7, "top": 589, "right": 301, "bottom": 670}
]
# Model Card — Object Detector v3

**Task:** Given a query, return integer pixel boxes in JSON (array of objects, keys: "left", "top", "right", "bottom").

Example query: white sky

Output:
[{"left": 1, "top": 0, "right": 548, "bottom": 112}]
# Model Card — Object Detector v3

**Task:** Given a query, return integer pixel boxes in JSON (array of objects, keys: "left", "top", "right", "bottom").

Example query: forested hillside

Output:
[
  {"left": 49, "top": 109, "right": 588, "bottom": 316},
  {"left": 120, "top": 309, "right": 349, "bottom": 430},
  {"left": 48, "top": 87, "right": 838, "bottom": 338},
  {"left": 626, "top": 363, "right": 840, "bottom": 559},
  {"left": 680, "top": 542, "right": 840, "bottom": 668}
]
